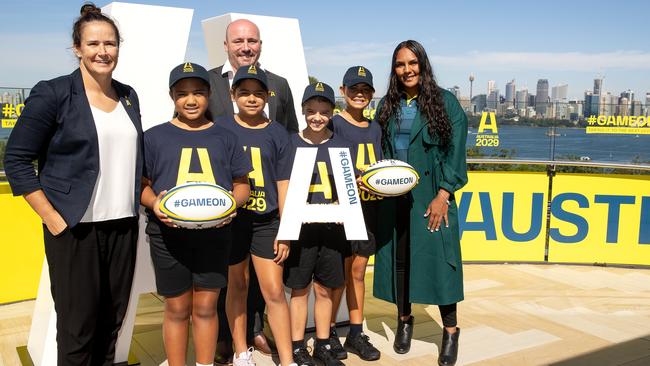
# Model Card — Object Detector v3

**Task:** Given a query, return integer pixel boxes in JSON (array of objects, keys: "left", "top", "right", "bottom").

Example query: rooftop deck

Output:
[{"left": 2, "top": 264, "right": 650, "bottom": 366}]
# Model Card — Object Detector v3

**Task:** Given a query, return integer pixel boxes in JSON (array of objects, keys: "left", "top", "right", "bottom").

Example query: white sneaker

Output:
[{"left": 233, "top": 347, "right": 256, "bottom": 366}]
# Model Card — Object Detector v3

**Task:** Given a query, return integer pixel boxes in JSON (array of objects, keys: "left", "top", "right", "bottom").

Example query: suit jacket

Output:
[
  {"left": 207, "top": 65, "right": 299, "bottom": 133},
  {"left": 4, "top": 68, "right": 144, "bottom": 227}
]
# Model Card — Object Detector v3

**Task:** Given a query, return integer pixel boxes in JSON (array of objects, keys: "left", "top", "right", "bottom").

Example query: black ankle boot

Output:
[
  {"left": 438, "top": 327, "right": 460, "bottom": 366},
  {"left": 393, "top": 315, "right": 414, "bottom": 354}
]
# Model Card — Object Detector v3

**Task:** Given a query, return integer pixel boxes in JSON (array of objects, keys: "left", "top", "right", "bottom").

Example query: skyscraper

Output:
[
  {"left": 505, "top": 80, "right": 515, "bottom": 107},
  {"left": 516, "top": 88, "right": 528, "bottom": 111},
  {"left": 584, "top": 91, "right": 599, "bottom": 118},
  {"left": 551, "top": 84, "right": 568, "bottom": 101},
  {"left": 487, "top": 89, "right": 500, "bottom": 110},
  {"left": 535, "top": 79, "right": 549, "bottom": 117},
  {"left": 487, "top": 80, "right": 496, "bottom": 96},
  {"left": 551, "top": 84, "right": 569, "bottom": 119},
  {"left": 620, "top": 89, "right": 634, "bottom": 102},
  {"left": 528, "top": 94, "right": 536, "bottom": 109},
  {"left": 593, "top": 78, "right": 603, "bottom": 95},
  {"left": 631, "top": 100, "right": 643, "bottom": 116}
]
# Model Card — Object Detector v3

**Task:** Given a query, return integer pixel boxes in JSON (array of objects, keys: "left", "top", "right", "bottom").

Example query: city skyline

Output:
[{"left": 1, "top": 0, "right": 650, "bottom": 100}]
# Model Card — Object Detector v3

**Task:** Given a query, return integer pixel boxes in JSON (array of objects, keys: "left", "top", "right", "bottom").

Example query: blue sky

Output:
[{"left": 2, "top": 0, "right": 650, "bottom": 100}]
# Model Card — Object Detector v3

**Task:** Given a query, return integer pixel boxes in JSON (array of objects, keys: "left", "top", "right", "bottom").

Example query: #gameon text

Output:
[
  {"left": 587, "top": 115, "right": 650, "bottom": 127},
  {"left": 173, "top": 198, "right": 228, "bottom": 208}
]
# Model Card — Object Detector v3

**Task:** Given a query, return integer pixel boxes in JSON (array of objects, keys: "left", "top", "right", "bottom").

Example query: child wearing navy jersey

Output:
[
  {"left": 141, "top": 63, "right": 251, "bottom": 366},
  {"left": 218, "top": 65, "right": 296, "bottom": 366},
  {"left": 283, "top": 83, "right": 354, "bottom": 366},
  {"left": 328, "top": 66, "right": 382, "bottom": 361}
]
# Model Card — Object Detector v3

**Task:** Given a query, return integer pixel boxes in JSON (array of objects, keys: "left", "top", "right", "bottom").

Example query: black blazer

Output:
[
  {"left": 4, "top": 68, "right": 144, "bottom": 227},
  {"left": 207, "top": 65, "right": 299, "bottom": 133}
]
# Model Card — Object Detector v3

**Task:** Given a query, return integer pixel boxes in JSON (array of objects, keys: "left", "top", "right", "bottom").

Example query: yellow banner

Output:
[
  {"left": 2, "top": 119, "right": 16, "bottom": 128},
  {"left": 548, "top": 174, "right": 650, "bottom": 265},
  {"left": 586, "top": 126, "right": 650, "bottom": 134},
  {"left": 0, "top": 183, "right": 44, "bottom": 304},
  {"left": 458, "top": 172, "right": 650, "bottom": 265},
  {"left": 458, "top": 171, "right": 548, "bottom": 262}
]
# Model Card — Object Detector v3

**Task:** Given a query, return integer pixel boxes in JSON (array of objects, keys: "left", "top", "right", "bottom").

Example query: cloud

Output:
[
  {"left": 305, "top": 42, "right": 650, "bottom": 73},
  {"left": 304, "top": 41, "right": 399, "bottom": 67},
  {"left": 431, "top": 51, "right": 650, "bottom": 71}
]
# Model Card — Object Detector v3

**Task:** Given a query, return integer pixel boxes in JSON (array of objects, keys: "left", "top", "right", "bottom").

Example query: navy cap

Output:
[
  {"left": 301, "top": 82, "right": 335, "bottom": 106},
  {"left": 232, "top": 65, "right": 268, "bottom": 90},
  {"left": 169, "top": 62, "right": 210, "bottom": 89},
  {"left": 342, "top": 66, "right": 374, "bottom": 90}
]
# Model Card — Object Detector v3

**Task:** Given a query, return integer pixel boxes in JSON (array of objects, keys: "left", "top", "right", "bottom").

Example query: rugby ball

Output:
[
  {"left": 361, "top": 159, "right": 420, "bottom": 197},
  {"left": 159, "top": 182, "right": 236, "bottom": 229}
]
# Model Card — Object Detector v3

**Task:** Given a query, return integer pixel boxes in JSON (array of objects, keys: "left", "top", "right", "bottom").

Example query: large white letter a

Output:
[{"left": 277, "top": 147, "right": 368, "bottom": 240}]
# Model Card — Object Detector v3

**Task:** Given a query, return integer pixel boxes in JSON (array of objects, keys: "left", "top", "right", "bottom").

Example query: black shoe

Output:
[
  {"left": 214, "top": 340, "right": 234, "bottom": 364},
  {"left": 293, "top": 346, "right": 316, "bottom": 366},
  {"left": 393, "top": 315, "right": 414, "bottom": 354},
  {"left": 344, "top": 332, "right": 381, "bottom": 361},
  {"left": 438, "top": 327, "right": 460, "bottom": 366},
  {"left": 328, "top": 327, "right": 347, "bottom": 360},
  {"left": 313, "top": 343, "right": 345, "bottom": 366}
]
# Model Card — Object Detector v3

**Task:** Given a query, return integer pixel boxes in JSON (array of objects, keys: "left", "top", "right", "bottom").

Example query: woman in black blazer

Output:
[{"left": 4, "top": 4, "right": 143, "bottom": 365}]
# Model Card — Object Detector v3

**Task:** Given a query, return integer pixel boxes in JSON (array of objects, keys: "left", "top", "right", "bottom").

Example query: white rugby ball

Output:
[
  {"left": 159, "top": 182, "right": 236, "bottom": 229},
  {"left": 361, "top": 159, "right": 420, "bottom": 197}
]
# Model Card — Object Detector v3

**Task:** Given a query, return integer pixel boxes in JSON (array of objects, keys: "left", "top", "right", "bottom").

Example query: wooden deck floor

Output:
[{"left": 2, "top": 264, "right": 650, "bottom": 366}]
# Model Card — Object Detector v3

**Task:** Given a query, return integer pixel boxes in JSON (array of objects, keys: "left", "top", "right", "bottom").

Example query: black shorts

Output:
[
  {"left": 230, "top": 209, "right": 279, "bottom": 265},
  {"left": 146, "top": 218, "right": 231, "bottom": 297},
  {"left": 283, "top": 223, "right": 349, "bottom": 289},
  {"left": 349, "top": 200, "right": 379, "bottom": 257}
]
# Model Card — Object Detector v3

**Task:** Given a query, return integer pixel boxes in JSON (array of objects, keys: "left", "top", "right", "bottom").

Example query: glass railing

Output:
[
  {"left": 332, "top": 96, "right": 650, "bottom": 173},
  {"left": 3, "top": 92, "right": 649, "bottom": 180}
]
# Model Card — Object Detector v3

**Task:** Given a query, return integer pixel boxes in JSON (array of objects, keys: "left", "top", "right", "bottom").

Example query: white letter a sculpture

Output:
[{"left": 277, "top": 147, "right": 368, "bottom": 240}]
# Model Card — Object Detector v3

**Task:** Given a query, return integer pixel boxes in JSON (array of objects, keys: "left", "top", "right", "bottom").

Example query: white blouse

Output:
[{"left": 80, "top": 102, "right": 138, "bottom": 222}]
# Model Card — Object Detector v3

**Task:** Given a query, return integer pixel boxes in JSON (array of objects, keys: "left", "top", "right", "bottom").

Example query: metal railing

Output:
[{"left": 467, "top": 158, "right": 650, "bottom": 171}]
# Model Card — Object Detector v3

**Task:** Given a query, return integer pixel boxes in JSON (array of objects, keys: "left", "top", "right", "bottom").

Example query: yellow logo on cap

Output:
[
  {"left": 315, "top": 82, "right": 325, "bottom": 92},
  {"left": 358, "top": 67, "right": 366, "bottom": 77},
  {"left": 248, "top": 65, "right": 257, "bottom": 75},
  {"left": 268, "top": 90, "right": 276, "bottom": 97},
  {"left": 183, "top": 62, "right": 194, "bottom": 73}
]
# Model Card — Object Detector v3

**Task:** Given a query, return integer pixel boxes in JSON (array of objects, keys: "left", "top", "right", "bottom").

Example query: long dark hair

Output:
[{"left": 377, "top": 40, "right": 451, "bottom": 151}]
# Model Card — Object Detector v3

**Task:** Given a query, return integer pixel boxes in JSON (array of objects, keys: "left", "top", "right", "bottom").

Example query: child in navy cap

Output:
[
  {"left": 141, "top": 62, "right": 252, "bottom": 366},
  {"left": 328, "top": 66, "right": 382, "bottom": 361},
  {"left": 216, "top": 64, "right": 298, "bottom": 366},
  {"left": 283, "top": 83, "right": 356, "bottom": 366}
]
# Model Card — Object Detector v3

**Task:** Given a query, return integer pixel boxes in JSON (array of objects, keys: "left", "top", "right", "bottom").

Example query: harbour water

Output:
[
  {"left": 468, "top": 125, "right": 650, "bottom": 164},
  {"left": 2, "top": 125, "right": 649, "bottom": 165}
]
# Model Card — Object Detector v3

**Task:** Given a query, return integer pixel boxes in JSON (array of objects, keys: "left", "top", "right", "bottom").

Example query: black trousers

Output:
[
  {"left": 217, "top": 263, "right": 266, "bottom": 344},
  {"left": 43, "top": 217, "right": 138, "bottom": 366},
  {"left": 394, "top": 197, "right": 457, "bottom": 328}
]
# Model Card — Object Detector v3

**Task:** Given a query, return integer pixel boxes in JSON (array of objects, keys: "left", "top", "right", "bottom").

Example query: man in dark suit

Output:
[
  {"left": 209, "top": 18, "right": 295, "bottom": 363},
  {"left": 207, "top": 18, "right": 299, "bottom": 133}
]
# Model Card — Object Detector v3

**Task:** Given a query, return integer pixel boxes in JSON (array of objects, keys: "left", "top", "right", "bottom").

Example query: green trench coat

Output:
[{"left": 373, "top": 89, "right": 468, "bottom": 305}]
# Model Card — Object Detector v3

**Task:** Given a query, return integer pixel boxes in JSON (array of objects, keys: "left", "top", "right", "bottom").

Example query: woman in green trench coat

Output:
[{"left": 372, "top": 40, "right": 468, "bottom": 366}]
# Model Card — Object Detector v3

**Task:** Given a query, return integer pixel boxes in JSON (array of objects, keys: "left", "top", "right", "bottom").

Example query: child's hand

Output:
[
  {"left": 215, "top": 211, "right": 237, "bottom": 228},
  {"left": 273, "top": 239, "right": 290, "bottom": 264},
  {"left": 356, "top": 175, "right": 370, "bottom": 192},
  {"left": 154, "top": 190, "right": 177, "bottom": 228}
]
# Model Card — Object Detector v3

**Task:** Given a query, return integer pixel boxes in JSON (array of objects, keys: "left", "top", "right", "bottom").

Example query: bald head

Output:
[{"left": 224, "top": 19, "right": 262, "bottom": 70}]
